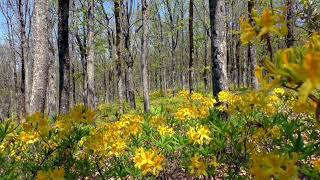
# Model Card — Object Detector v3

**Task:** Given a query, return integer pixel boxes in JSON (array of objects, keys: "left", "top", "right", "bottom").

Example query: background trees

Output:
[{"left": 0, "top": 0, "right": 319, "bottom": 118}]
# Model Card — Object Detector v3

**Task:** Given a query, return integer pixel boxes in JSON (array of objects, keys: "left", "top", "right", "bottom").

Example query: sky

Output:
[{"left": 0, "top": 13, "right": 7, "bottom": 44}]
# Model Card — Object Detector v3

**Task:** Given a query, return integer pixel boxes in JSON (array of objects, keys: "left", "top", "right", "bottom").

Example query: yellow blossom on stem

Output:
[
  {"left": 189, "top": 154, "right": 208, "bottom": 177},
  {"left": 133, "top": 147, "right": 165, "bottom": 176},
  {"left": 187, "top": 125, "right": 212, "bottom": 145},
  {"left": 157, "top": 125, "right": 175, "bottom": 137}
]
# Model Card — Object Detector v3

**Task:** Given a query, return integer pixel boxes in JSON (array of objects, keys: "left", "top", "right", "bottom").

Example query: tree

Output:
[
  {"left": 286, "top": 0, "right": 294, "bottom": 48},
  {"left": 86, "top": 0, "right": 95, "bottom": 109},
  {"left": 58, "top": 0, "right": 70, "bottom": 114},
  {"left": 189, "top": 0, "right": 194, "bottom": 93},
  {"left": 141, "top": 0, "right": 150, "bottom": 112},
  {"left": 114, "top": 0, "right": 125, "bottom": 114},
  {"left": 30, "top": 0, "right": 50, "bottom": 114},
  {"left": 209, "top": 0, "right": 228, "bottom": 97},
  {"left": 248, "top": 0, "right": 258, "bottom": 89}
]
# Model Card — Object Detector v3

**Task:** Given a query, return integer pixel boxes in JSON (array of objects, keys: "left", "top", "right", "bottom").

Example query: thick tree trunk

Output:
[
  {"left": 86, "top": 0, "right": 95, "bottom": 109},
  {"left": 115, "top": 0, "right": 125, "bottom": 114},
  {"left": 189, "top": 0, "right": 194, "bottom": 93},
  {"left": 30, "top": 0, "right": 50, "bottom": 114},
  {"left": 141, "top": 0, "right": 150, "bottom": 112},
  {"left": 209, "top": 0, "right": 228, "bottom": 97},
  {"left": 58, "top": 0, "right": 70, "bottom": 114}
]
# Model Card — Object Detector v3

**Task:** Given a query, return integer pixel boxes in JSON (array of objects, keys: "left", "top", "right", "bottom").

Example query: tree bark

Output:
[
  {"left": 141, "top": 0, "right": 150, "bottom": 112},
  {"left": 30, "top": 0, "right": 50, "bottom": 114},
  {"left": 209, "top": 0, "right": 228, "bottom": 97},
  {"left": 58, "top": 0, "right": 70, "bottom": 114},
  {"left": 189, "top": 0, "right": 194, "bottom": 93},
  {"left": 286, "top": 0, "right": 294, "bottom": 48},
  {"left": 115, "top": 0, "right": 125, "bottom": 114},
  {"left": 247, "top": 0, "right": 258, "bottom": 89},
  {"left": 86, "top": 0, "right": 95, "bottom": 109},
  {"left": 17, "top": 0, "right": 28, "bottom": 117}
]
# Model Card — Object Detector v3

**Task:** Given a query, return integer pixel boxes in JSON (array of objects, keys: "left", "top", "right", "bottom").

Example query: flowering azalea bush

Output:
[{"left": 0, "top": 87, "right": 320, "bottom": 179}]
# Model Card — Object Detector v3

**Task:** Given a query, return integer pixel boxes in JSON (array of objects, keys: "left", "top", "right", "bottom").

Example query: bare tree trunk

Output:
[
  {"left": 189, "top": 0, "right": 194, "bottom": 93},
  {"left": 58, "top": 0, "right": 70, "bottom": 114},
  {"left": 87, "top": 0, "right": 95, "bottom": 109},
  {"left": 47, "top": 38, "right": 58, "bottom": 117},
  {"left": 248, "top": 0, "right": 258, "bottom": 89},
  {"left": 17, "top": 0, "right": 28, "bottom": 117},
  {"left": 115, "top": 0, "right": 125, "bottom": 114},
  {"left": 204, "top": 34, "right": 209, "bottom": 93},
  {"left": 286, "top": 0, "right": 294, "bottom": 48},
  {"left": 30, "top": 0, "right": 50, "bottom": 114},
  {"left": 141, "top": 0, "right": 150, "bottom": 112},
  {"left": 209, "top": 0, "right": 228, "bottom": 97}
]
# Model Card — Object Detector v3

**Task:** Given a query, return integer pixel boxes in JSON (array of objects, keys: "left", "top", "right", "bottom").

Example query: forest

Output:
[{"left": 0, "top": 0, "right": 319, "bottom": 179}]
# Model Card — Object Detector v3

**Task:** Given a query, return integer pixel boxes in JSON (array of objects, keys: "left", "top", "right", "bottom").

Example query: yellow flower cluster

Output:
[
  {"left": 240, "top": 8, "right": 287, "bottom": 44},
  {"left": 249, "top": 125, "right": 282, "bottom": 152},
  {"left": 273, "top": 88, "right": 285, "bottom": 96},
  {"left": 313, "top": 159, "right": 320, "bottom": 171},
  {"left": 157, "top": 125, "right": 174, "bottom": 137},
  {"left": 133, "top": 147, "right": 165, "bottom": 176},
  {"left": 176, "top": 107, "right": 197, "bottom": 121},
  {"left": 149, "top": 115, "right": 166, "bottom": 127},
  {"left": 20, "top": 131, "right": 39, "bottom": 144},
  {"left": 36, "top": 167, "right": 65, "bottom": 180},
  {"left": 189, "top": 154, "right": 207, "bottom": 177},
  {"left": 250, "top": 153, "right": 298, "bottom": 179},
  {"left": 176, "top": 91, "right": 216, "bottom": 121},
  {"left": 84, "top": 114, "right": 143, "bottom": 157},
  {"left": 177, "top": 90, "right": 190, "bottom": 99},
  {"left": 187, "top": 125, "right": 212, "bottom": 145}
]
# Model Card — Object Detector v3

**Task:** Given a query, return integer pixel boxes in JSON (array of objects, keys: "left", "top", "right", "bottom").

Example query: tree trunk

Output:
[
  {"left": 248, "top": 0, "right": 258, "bottom": 89},
  {"left": 17, "top": 0, "right": 28, "bottom": 117},
  {"left": 209, "top": 0, "right": 228, "bottom": 97},
  {"left": 58, "top": 0, "right": 70, "bottom": 114},
  {"left": 30, "top": 0, "right": 50, "bottom": 114},
  {"left": 204, "top": 34, "right": 209, "bottom": 93},
  {"left": 141, "top": 0, "right": 150, "bottom": 112},
  {"left": 286, "top": 0, "right": 294, "bottom": 48},
  {"left": 86, "top": 0, "right": 95, "bottom": 109},
  {"left": 189, "top": 0, "right": 194, "bottom": 94},
  {"left": 115, "top": 0, "right": 125, "bottom": 114}
]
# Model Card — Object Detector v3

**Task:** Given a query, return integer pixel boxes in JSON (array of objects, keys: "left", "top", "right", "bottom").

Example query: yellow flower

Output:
[
  {"left": 176, "top": 107, "right": 197, "bottom": 121},
  {"left": 218, "top": 91, "right": 233, "bottom": 103},
  {"left": 255, "top": 9, "right": 287, "bottom": 38},
  {"left": 217, "top": 105, "right": 226, "bottom": 112},
  {"left": 133, "top": 148, "right": 165, "bottom": 176},
  {"left": 177, "top": 90, "right": 190, "bottom": 99},
  {"left": 250, "top": 153, "right": 298, "bottom": 179},
  {"left": 187, "top": 125, "right": 212, "bottom": 145},
  {"left": 313, "top": 159, "right": 320, "bottom": 171},
  {"left": 269, "top": 125, "right": 282, "bottom": 139},
  {"left": 201, "top": 97, "right": 216, "bottom": 108},
  {"left": 191, "top": 92, "right": 204, "bottom": 101},
  {"left": 209, "top": 156, "right": 220, "bottom": 168},
  {"left": 36, "top": 167, "right": 64, "bottom": 180},
  {"left": 20, "top": 132, "right": 39, "bottom": 144},
  {"left": 267, "top": 95, "right": 281, "bottom": 105},
  {"left": 51, "top": 168, "right": 65, "bottom": 180},
  {"left": 157, "top": 125, "right": 175, "bottom": 137},
  {"left": 240, "top": 16, "right": 256, "bottom": 44},
  {"left": 189, "top": 154, "right": 208, "bottom": 177},
  {"left": 108, "top": 140, "right": 127, "bottom": 157},
  {"left": 273, "top": 88, "right": 285, "bottom": 96}
]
